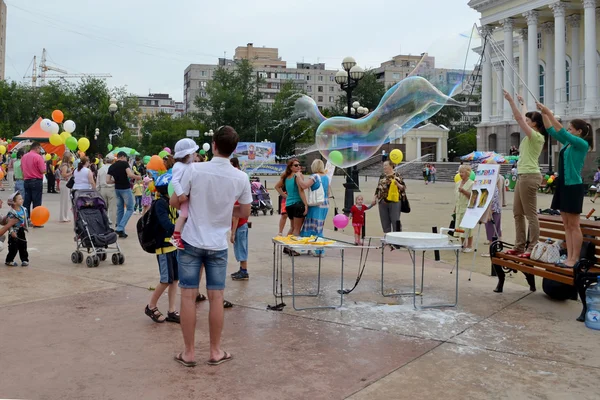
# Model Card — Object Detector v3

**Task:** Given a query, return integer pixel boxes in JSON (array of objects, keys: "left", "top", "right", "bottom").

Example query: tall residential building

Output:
[
  {"left": 0, "top": 0, "right": 6, "bottom": 81},
  {"left": 469, "top": 0, "right": 600, "bottom": 172},
  {"left": 184, "top": 46, "right": 341, "bottom": 114},
  {"left": 135, "top": 93, "right": 183, "bottom": 118}
]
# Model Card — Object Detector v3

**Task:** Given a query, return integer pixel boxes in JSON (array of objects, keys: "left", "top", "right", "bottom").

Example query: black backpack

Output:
[{"left": 136, "top": 201, "right": 158, "bottom": 253}]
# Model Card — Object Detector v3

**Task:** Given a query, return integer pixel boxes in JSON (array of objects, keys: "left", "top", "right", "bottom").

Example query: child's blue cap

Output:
[{"left": 155, "top": 173, "right": 172, "bottom": 188}]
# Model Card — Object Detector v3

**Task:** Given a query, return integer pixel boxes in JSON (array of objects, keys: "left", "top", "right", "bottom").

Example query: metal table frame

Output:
[
  {"left": 271, "top": 239, "right": 376, "bottom": 311},
  {"left": 380, "top": 239, "right": 462, "bottom": 309}
]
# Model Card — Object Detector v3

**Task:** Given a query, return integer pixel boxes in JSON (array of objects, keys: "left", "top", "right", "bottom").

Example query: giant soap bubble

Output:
[{"left": 295, "top": 76, "right": 465, "bottom": 168}]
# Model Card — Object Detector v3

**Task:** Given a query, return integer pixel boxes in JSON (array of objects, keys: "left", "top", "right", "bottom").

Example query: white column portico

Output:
[
  {"left": 519, "top": 29, "right": 528, "bottom": 96},
  {"left": 495, "top": 62, "right": 504, "bottom": 116},
  {"left": 524, "top": 10, "right": 540, "bottom": 110},
  {"left": 502, "top": 18, "right": 515, "bottom": 121},
  {"left": 416, "top": 137, "right": 422, "bottom": 159},
  {"left": 436, "top": 138, "right": 442, "bottom": 162},
  {"left": 567, "top": 14, "right": 581, "bottom": 102},
  {"left": 584, "top": 0, "right": 597, "bottom": 114},
  {"left": 481, "top": 26, "right": 493, "bottom": 123},
  {"left": 551, "top": 2, "right": 567, "bottom": 116},
  {"left": 542, "top": 21, "right": 555, "bottom": 109}
]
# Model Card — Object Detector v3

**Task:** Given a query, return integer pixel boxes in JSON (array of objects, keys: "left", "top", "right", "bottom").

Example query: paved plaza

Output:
[{"left": 1, "top": 176, "right": 599, "bottom": 400}]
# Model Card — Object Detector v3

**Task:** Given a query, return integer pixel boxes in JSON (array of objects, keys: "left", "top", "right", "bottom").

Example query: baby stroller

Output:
[
  {"left": 250, "top": 180, "right": 274, "bottom": 216},
  {"left": 70, "top": 190, "right": 124, "bottom": 268}
]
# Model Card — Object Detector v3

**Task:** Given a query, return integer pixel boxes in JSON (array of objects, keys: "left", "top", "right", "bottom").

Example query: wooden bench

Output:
[{"left": 490, "top": 214, "right": 600, "bottom": 321}]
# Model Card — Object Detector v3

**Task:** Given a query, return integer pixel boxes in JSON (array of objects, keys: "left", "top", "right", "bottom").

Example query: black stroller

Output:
[
  {"left": 70, "top": 190, "right": 124, "bottom": 267},
  {"left": 250, "top": 180, "right": 273, "bottom": 216}
]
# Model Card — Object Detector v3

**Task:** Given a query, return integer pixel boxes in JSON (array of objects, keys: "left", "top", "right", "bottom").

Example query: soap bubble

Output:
[{"left": 314, "top": 76, "right": 464, "bottom": 168}]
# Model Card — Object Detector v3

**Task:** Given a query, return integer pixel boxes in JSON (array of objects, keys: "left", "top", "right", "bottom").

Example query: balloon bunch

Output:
[
  {"left": 41, "top": 110, "right": 90, "bottom": 153},
  {"left": 199, "top": 143, "right": 210, "bottom": 155},
  {"left": 545, "top": 174, "right": 555, "bottom": 185},
  {"left": 454, "top": 171, "right": 476, "bottom": 183}
]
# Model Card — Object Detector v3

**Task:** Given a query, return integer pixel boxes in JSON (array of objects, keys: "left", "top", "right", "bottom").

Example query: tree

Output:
[
  {"left": 336, "top": 70, "right": 386, "bottom": 113},
  {"left": 194, "top": 59, "right": 265, "bottom": 142},
  {"left": 140, "top": 113, "right": 205, "bottom": 156},
  {"left": 448, "top": 127, "right": 477, "bottom": 160},
  {"left": 266, "top": 80, "right": 313, "bottom": 157}
]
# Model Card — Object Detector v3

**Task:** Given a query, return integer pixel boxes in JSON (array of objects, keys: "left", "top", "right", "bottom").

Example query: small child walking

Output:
[
  {"left": 5, "top": 192, "right": 29, "bottom": 267},
  {"left": 132, "top": 180, "right": 143, "bottom": 214},
  {"left": 170, "top": 139, "right": 198, "bottom": 249},
  {"left": 141, "top": 176, "right": 153, "bottom": 215},
  {"left": 144, "top": 173, "right": 180, "bottom": 324},
  {"left": 350, "top": 195, "right": 373, "bottom": 245}
]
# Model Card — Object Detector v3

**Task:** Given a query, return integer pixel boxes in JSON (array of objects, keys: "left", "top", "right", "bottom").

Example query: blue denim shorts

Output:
[
  {"left": 233, "top": 223, "right": 248, "bottom": 262},
  {"left": 177, "top": 243, "right": 228, "bottom": 290},
  {"left": 156, "top": 251, "right": 178, "bottom": 284}
]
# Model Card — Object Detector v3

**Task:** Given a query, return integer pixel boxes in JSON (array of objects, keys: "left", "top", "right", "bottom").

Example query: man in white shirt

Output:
[
  {"left": 175, "top": 126, "right": 252, "bottom": 368},
  {"left": 97, "top": 155, "right": 116, "bottom": 228}
]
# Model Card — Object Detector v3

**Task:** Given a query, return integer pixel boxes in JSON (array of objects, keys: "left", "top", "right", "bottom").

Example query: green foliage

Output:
[
  {"left": 140, "top": 114, "right": 205, "bottom": 156},
  {"left": 194, "top": 59, "right": 266, "bottom": 142},
  {"left": 336, "top": 70, "right": 385, "bottom": 112},
  {"left": 448, "top": 127, "right": 477, "bottom": 160}
]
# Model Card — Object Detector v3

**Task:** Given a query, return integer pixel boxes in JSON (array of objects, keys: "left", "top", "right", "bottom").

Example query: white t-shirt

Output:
[
  {"left": 171, "top": 161, "right": 191, "bottom": 197},
  {"left": 73, "top": 167, "right": 92, "bottom": 190},
  {"left": 180, "top": 157, "right": 252, "bottom": 250}
]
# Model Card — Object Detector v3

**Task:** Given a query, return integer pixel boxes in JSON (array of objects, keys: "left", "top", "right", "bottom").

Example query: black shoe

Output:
[
  {"left": 166, "top": 311, "right": 180, "bottom": 323},
  {"left": 231, "top": 269, "right": 249, "bottom": 281},
  {"left": 117, "top": 231, "right": 128, "bottom": 238}
]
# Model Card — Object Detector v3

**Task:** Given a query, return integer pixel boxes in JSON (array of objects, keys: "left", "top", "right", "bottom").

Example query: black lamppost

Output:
[{"left": 334, "top": 57, "right": 365, "bottom": 214}]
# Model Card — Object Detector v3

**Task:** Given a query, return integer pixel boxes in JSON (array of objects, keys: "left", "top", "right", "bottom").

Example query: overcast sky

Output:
[{"left": 5, "top": 0, "right": 480, "bottom": 102}]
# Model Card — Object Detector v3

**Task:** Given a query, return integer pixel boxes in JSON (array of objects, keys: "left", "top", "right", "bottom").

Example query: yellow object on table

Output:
[{"left": 273, "top": 235, "right": 335, "bottom": 246}]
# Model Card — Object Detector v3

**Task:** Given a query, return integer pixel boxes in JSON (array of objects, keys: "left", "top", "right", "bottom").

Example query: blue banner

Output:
[{"left": 242, "top": 163, "right": 286, "bottom": 175}]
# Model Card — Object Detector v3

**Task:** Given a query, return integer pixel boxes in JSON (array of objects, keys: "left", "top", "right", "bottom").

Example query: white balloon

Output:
[
  {"left": 202, "top": 143, "right": 210, "bottom": 152},
  {"left": 63, "top": 120, "right": 76, "bottom": 133},
  {"left": 40, "top": 118, "right": 52, "bottom": 132},
  {"left": 50, "top": 121, "right": 60, "bottom": 135}
]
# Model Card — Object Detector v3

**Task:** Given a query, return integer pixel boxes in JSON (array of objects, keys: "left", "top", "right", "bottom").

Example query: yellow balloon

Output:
[
  {"left": 0, "top": 145, "right": 5, "bottom": 155},
  {"left": 78, "top": 137, "right": 90, "bottom": 152},
  {"left": 60, "top": 131, "right": 71, "bottom": 142},
  {"left": 49, "top": 133, "right": 63, "bottom": 146},
  {"left": 44, "top": 154, "right": 51, "bottom": 161},
  {"left": 454, "top": 173, "right": 461, "bottom": 183},
  {"left": 389, "top": 149, "right": 403, "bottom": 164}
]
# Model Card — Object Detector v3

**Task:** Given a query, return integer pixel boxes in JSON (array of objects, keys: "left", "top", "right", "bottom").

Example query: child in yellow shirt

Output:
[{"left": 133, "top": 181, "right": 143, "bottom": 214}]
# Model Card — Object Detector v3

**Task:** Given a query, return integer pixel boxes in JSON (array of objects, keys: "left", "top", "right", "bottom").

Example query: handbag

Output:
[
  {"left": 386, "top": 180, "right": 400, "bottom": 202},
  {"left": 530, "top": 239, "right": 562, "bottom": 264},
  {"left": 400, "top": 193, "right": 411, "bottom": 213},
  {"left": 66, "top": 176, "right": 75, "bottom": 189},
  {"left": 307, "top": 175, "right": 325, "bottom": 206}
]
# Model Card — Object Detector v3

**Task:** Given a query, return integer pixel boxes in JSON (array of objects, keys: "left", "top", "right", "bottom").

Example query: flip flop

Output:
[
  {"left": 207, "top": 351, "right": 233, "bottom": 366},
  {"left": 174, "top": 353, "right": 197, "bottom": 367}
]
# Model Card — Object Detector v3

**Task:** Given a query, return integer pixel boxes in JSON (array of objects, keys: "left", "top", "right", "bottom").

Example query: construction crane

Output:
[{"left": 24, "top": 48, "right": 112, "bottom": 87}]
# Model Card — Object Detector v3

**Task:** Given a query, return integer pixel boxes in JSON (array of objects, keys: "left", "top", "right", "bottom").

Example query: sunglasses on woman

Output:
[{"left": 293, "top": 164, "right": 300, "bottom": 167}]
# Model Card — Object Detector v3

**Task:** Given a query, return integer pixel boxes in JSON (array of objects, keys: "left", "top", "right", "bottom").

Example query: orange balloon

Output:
[
  {"left": 0, "top": 169, "right": 4, "bottom": 180},
  {"left": 30, "top": 206, "right": 50, "bottom": 227},
  {"left": 51, "top": 110, "right": 64, "bottom": 123},
  {"left": 146, "top": 155, "right": 166, "bottom": 171}
]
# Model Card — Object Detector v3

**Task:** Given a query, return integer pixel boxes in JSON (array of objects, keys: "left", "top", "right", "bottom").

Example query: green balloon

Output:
[
  {"left": 469, "top": 171, "right": 476, "bottom": 181},
  {"left": 544, "top": 174, "right": 550, "bottom": 180},
  {"left": 199, "top": 149, "right": 206, "bottom": 155},
  {"left": 11, "top": 152, "right": 16, "bottom": 159},
  {"left": 158, "top": 150, "right": 168, "bottom": 158},
  {"left": 143, "top": 155, "right": 151, "bottom": 164},
  {"left": 168, "top": 181, "right": 174, "bottom": 197},
  {"left": 65, "top": 136, "right": 78, "bottom": 151},
  {"left": 329, "top": 150, "right": 343, "bottom": 166},
  {"left": 107, "top": 144, "right": 113, "bottom": 151}
]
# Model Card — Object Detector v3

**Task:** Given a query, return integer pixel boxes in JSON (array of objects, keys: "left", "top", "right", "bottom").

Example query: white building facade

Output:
[{"left": 469, "top": 0, "right": 600, "bottom": 175}]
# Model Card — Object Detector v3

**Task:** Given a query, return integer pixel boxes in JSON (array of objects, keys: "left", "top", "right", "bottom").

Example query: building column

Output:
[
  {"left": 495, "top": 62, "right": 504, "bottom": 116},
  {"left": 567, "top": 14, "right": 582, "bottom": 102},
  {"left": 502, "top": 19, "right": 515, "bottom": 121},
  {"left": 481, "top": 26, "right": 493, "bottom": 123},
  {"left": 519, "top": 29, "right": 529, "bottom": 96},
  {"left": 514, "top": 57, "right": 520, "bottom": 99},
  {"left": 416, "top": 136, "right": 422, "bottom": 159},
  {"left": 542, "top": 22, "right": 555, "bottom": 109},
  {"left": 524, "top": 10, "right": 540, "bottom": 110},
  {"left": 436, "top": 137, "right": 442, "bottom": 162},
  {"left": 584, "top": 0, "right": 597, "bottom": 114},
  {"left": 551, "top": 2, "right": 567, "bottom": 115}
]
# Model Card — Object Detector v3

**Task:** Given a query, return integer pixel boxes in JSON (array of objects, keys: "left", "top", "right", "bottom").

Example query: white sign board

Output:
[
  {"left": 459, "top": 164, "right": 500, "bottom": 229},
  {"left": 352, "top": 143, "right": 359, "bottom": 152},
  {"left": 186, "top": 130, "right": 200, "bottom": 138}
]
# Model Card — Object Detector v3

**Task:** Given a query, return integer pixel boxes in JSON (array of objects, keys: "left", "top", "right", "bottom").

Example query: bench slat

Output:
[
  {"left": 539, "top": 222, "right": 600, "bottom": 239},
  {"left": 494, "top": 253, "right": 574, "bottom": 276},
  {"left": 492, "top": 258, "right": 575, "bottom": 285},
  {"left": 539, "top": 215, "right": 600, "bottom": 230}
]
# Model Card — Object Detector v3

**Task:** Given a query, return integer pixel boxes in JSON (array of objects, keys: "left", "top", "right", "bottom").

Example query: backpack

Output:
[{"left": 136, "top": 200, "right": 159, "bottom": 253}]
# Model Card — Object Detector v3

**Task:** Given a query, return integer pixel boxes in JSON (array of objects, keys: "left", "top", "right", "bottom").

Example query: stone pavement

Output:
[{"left": 1, "top": 179, "right": 599, "bottom": 400}]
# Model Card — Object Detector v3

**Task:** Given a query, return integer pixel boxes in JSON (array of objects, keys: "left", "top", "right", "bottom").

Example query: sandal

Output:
[
  {"left": 207, "top": 351, "right": 233, "bottom": 366},
  {"left": 174, "top": 353, "right": 197, "bottom": 367},
  {"left": 196, "top": 293, "right": 207, "bottom": 303},
  {"left": 166, "top": 311, "right": 180, "bottom": 323},
  {"left": 518, "top": 252, "right": 531, "bottom": 259},
  {"left": 223, "top": 300, "right": 233, "bottom": 308},
  {"left": 505, "top": 249, "right": 523, "bottom": 256},
  {"left": 145, "top": 305, "right": 166, "bottom": 323}
]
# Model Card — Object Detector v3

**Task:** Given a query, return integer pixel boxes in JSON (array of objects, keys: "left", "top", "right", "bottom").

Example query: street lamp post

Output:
[{"left": 335, "top": 57, "right": 365, "bottom": 214}]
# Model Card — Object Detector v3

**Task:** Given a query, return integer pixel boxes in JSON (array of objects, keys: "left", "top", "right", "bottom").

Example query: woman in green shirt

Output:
[
  {"left": 537, "top": 102, "right": 592, "bottom": 268},
  {"left": 504, "top": 91, "right": 546, "bottom": 259}
]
